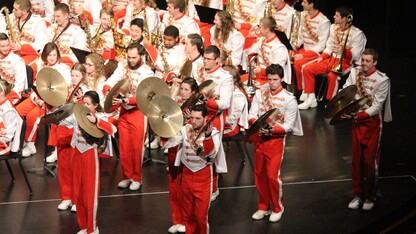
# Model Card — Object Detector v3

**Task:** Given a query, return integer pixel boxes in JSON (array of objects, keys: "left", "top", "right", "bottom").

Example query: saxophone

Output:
[
  {"left": 91, "top": 25, "right": 106, "bottom": 52},
  {"left": 288, "top": 10, "right": 301, "bottom": 62},
  {"left": 1, "top": 7, "right": 17, "bottom": 43},
  {"left": 81, "top": 12, "right": 95, "bottom": 52},
  {"left": 110, "top": 17, "right": 127, "bottom": 59},
  {"left": 264, "top": 1, "right": 272, "bottom": 17}
]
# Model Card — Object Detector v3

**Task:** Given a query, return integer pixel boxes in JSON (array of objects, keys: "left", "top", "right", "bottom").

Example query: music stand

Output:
[
  {"left": 194, "top": 5, "right": 219, "bottom": 24},
  {"left": 274, "top": 30, "right": 293, "bottom": 51}
]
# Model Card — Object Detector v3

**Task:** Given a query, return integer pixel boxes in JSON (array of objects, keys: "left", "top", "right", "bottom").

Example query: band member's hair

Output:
[
  {"left": 84, "top": 90, "right": 103, "bottom": 112},
  {"left": 14, "top": 0, "right": 31, "bottom": 12},
  {"left": 167, "top": 0, "right": 185, "bottom": 12},
  {"left": 130, "top": 18, "right": 144, "bottom": 31},
  {"left": 0, "top": 80, "right": 12, "bottom": 95},
  {"left": 0, "top": 33, "right": 9, "bottom": 41},
  {"left": 223, "top": 65, "right": 249, "bottom": 100},
  {"left": 144, "top": 0, "right": 158, "bottom": 9},
  {"left": 336, "top": 5, "right": 353, "bottom": 18},
  {"left": 204, "top": 45, "right": 221, "bottom": 59},
  {"left": 260, "top": 16, "right": 277, "bottom": 32},
  {"left": 85, "top": 53, "right": 105, "bottom": 91},
  {"left": 362, "top": 48, "right": 379, "bottom": 62},
  {"left": 187, "top": 34, "right": 204, "bottom": 55},
  {"left": 191, "top": 104, "right": 208, "bottom": 117},
  {"left": 127, "top": 42, "right": 146, "bottom": 55},
  {"left": 181, "top": 77, "right": 199, "bottom": 93},
  {"left": 306, "top": 0, "right": 321, "bottom": 9},
  {"left": 214, "top": 10, "right": 234, "bottom": 43},
  {"left": 71, "top": 63, "right": 87, "bottom": 78},
  {"left": 100, "top": 6, "right": 114, "bottom": 17},
  {"left": 54, "top": 3, "right": 70, "bottom": 14},
  {"left": 266, "top": 64, "right": 284, "bottom": 78},
  {"left": 103, "top": 59, "right": 119, "bottom": 79},
  {"left": 41, "top": 42, "right": 61, "bottom": 65},
  {"left": 164, "top": 25, "right": 180, "bottom": 38}
]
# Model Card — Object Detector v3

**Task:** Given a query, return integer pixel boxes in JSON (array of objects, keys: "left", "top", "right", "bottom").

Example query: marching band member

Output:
[
  {"left": 145, "top": 25, "right": 186, "bottom": 81},
  {"left": 162, "top": 0, "right": 200, "bottom": 40},
  {"left": 10, "top": 0, "right": 47, "bottom": 65},
  {"left": 222, "top": 65, "right": 249, "bottom": 137},
  {"left": 107, "top": 0, "right": 131, "bottom": 27},
  {"left": 91, "top": 7, "right": 115, "bottom": 61},
  {"left": 0, "top": 33, "right": 27, "bottom": 105},
  {"left": 202, "top": 45, "right": 232, "bottom": 201},
  {"left": 293, "top": 0, "right": 330, "bottom": 99},
  {"left": 114, "top": 18, "right": 145, "bottom": 61},
  {"left": 84, "top": 53, "right": 107, "bottom": 106},
  {"left": 300, "top": 6, "right": 366, "bottom": 108},
  {"left": 253, "top": 0, "right": 295, "bottom": 37},
  {"left": 62, "top": 0, "right": 103, "bottom": 24},
  {"left": 342, "top": 48, "right": 392, "bottom": 211},
  {"left": 16, "top": 42, "right": 71, "bottom": 158},
  {"left": 248, "top": 63, "right": 303, "bottom": 222},
  {"left": 47, "top": 3, "right": 87, "bottom": 68},
  {"left": 242, "top": 16, "right": 291, "bottom": 86},
  {"left": 0, "top": 80, "right": 20, "bottom": 156},
  {"left": 183, "top": 33, "right": 205, "bottom": 84},
  {"left": 232, "top": 0, "right": 259, "bottom": 38},
  {"left": 164, "top": 104, "right": 221, "bottom": 234},
  {"left": 210, "top": 10, "right": 245, "bottom": 67},
  {"left": 103, "top": 42, "right": 155, "bottom": 191},
  {"left": 121, "top": 0, "right": 159, "bottom": 36},
  {"left": 30, "top": 0, "right": 55, "bottom": 26}
]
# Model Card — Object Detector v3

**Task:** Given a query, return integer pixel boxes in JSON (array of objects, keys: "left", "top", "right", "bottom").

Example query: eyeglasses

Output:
[{"left": 203, "top": 57, "right": 216, "bottom": 61}]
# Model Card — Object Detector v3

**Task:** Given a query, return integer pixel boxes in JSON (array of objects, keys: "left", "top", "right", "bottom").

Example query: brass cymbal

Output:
[
  {"left": 324, "top": 85, "right": 358, "bottom": 119},
  {"left": 244, "top": 108, "right": 278, "bottom": 142},
  {"left": 73, "top": 103, "right": 104, "bottom": 138},
  {"left": 330, "top": 97, "right": 369, "bottom": 125},
  {"left": 36, "top": 67, "right": 69, "bottom": 107},
  {"left": 147, "top": 96, "right": 183, "bottom": 138},
  {"left": 135, "top": 77, "right": 170, "bottom": 115},
  {"left": 39, "top": 103, "right": 74, "bottom": 126},
  {"left": 178, "top": 60, "right": 193, "bottom": 79},
  {"left": 104, "top": 79, "right": 130, "bottom": 113},
  {"left": 198, "top": 80, "right": 215, "bottom": 98}
]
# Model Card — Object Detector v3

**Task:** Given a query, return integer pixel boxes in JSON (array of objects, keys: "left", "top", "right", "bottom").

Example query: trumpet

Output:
[
  {"left": 331, "top": 14, "right": 353, "bottom": 74},
  {"left": 244, "top": 54, "right": 257, "bottom": 96}
]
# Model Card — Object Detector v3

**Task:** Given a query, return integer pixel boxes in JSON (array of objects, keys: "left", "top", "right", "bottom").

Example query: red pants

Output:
[
  {"left": 16, "top": 98, "right": 44, "bottom": 142},
  {"left": 302, "top": 57, "right": 350, "bottom": 100},
  {"left": 118, "top": 107, "right": 145, "bottom": 182},
  {"left": 352, "top": 115, "right": 381, "bottom": 201},
  {"left": 207, "top": 112, "right": 226, "bottom": 194},
  {"left": 254, "top": 137, "right": 285, "bottom": 213},
  {"left": 72, "top": 147, "right": 100, "bottom": 233},
  {"left": 293, "top": 49, "right": 320, "bottom": 91},
  {"left": 182, "top": 165, "right": 212, "bottom": 234},
  {"left": 20, "top": 44, "right": 38, "bottom": 65},
  {"left": 168, "top": 146, "right": 182, "bottom": 225},
  {"left": 241, "top": 73, "right": 268, "bottom": 87},
  {"left": 57, "top": 126, "right": 74, "bottom": 201}
]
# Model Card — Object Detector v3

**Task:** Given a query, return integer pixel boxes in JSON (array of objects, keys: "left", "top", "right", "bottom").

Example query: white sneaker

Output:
[
  {"left": 57, "top": 200, "right": 72, "bottom": 211},
  {"left": 210, "top": 190, "right": 219, "bottom": 201},
  {"left": 168, "top": 224, "right": 182, "bottom": 233},
  {"left": 176, "top": 224, "right": 185, "bottom": 233},
  {"left": 164, "top": 148, "right": 168, "bottom": 154},
  {"left": 269, "top": 211, "right": 282, "bottom": 222},
  {"left": 91, "top": 227, "right": 99, "bottom": 234},
  {"left": 77, "top": 229, "right": 87, "bottom": 234},
  {"left": 71, "top": 204, "right": 77, "bottom": 212},
  {"left": 362, "top": 199, "right": 374, "bottom": 211},
  {"left": 299, "top": 92, "right": 307, "bottom": 101},
  {"left": 251, "top": 210, "right": 271, "bottom": 220},
  {"left": 298, "top": 98, "right": 318, "bottom": 110},
  {"left": 22, "top": 142, "right": 36, "bottom": 157},
  {"left": 46, "top": 149, "right": 58, "bottom": 163},
  {"left": 118, "top": 179, "right": 132, "bottom": 189},
  {"left": 129, "top": 180, "right": 141, "bottom": 191},
  {"left": 348, "top": 197, "right": 362, "bottom": 209}
]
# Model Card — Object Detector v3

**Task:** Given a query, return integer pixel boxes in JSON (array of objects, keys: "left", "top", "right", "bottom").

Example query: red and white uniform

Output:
[
  {"left": 104, "top": 61, "right": 155, "bottom": 183},
  {"left": 253, "top": 1, "right": 294, "bottom": 37},
  {"left": 9, "top": 13, "right": 47, "bottom": 64},
  {"left": 193, "top": 0, "right": 223, "bottom": 10},
  {"left": 0, "top": 51, "right": 27, "bottom": 104},
  {"left": 0, "top": 14, "right": 6, "bottom": 32},
  {"left": 122, "top": 5, "right": 159, "bottom": 35},
  {"left": 343, "top": 67, "right": 391, "bottom": 201},
  {"left": 69, "top": 113, "right": 116, "bottom": 234},
  {"left": 30, "top": 0, "right": 55, "bottom": 25},
  {"left": 47, "top": 22, "right": 87, "bottom": 67},
  {"left": 210, "top": 27, "right": 245, "bottom": 67},
  {"left": 233, "top": 0, "right": 258, "bottom": 40},
  {"left": 189, "top": 55, "right": 205, "bottom": 84},
  {"left": 248, "top": 85, "right": 302, "bottom": 214},
  {"left": 224, "top": 87, "right": 249, "bottom": 137},
  {"left": 91, "top": 24, "right": 115, "bottom": 60},
  {"left": 302, "top": 24, "right": 366, "bottom": 99},
  {"left": 162, "top": 13, "right": 200, "bottom": 39},
  {"left": 243, "top": 35, "right": 291, "bottom": 85},
  {"left": 165, "top": 124, "right": 221, "bottom": 234},
  {"left": 293, "top": 11, "right": 330, "bottom": 90},
  {"left": 0, "top": 99, "right": 21, "bottom": 155},
  {"left": 62, "top": 0, "right": 103, "bottom": 24},
  {"left": 146, "top": 43, "right": 186, "bottom": 81}
]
